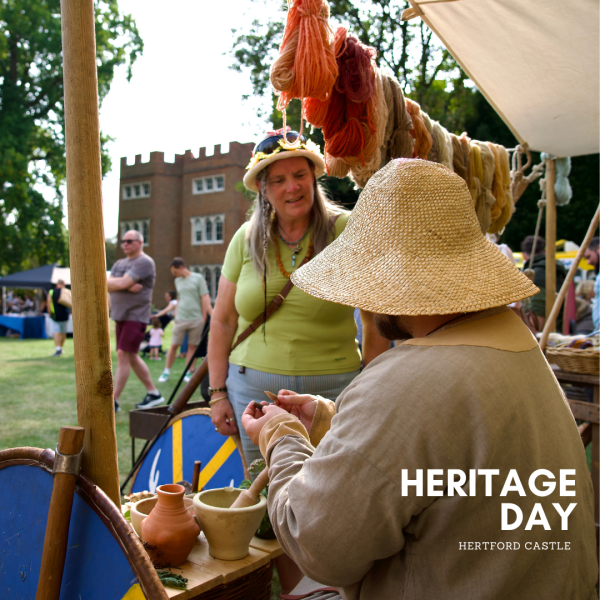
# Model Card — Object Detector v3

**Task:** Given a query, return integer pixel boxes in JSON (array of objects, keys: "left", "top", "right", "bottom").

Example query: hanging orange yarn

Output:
[
  {"left": 270, "top": 0, "right": 338, "bottom": 110},
  {"left": 405, "top": 99, "right": 432, "bottom": 160},
  {"left": 305, "top": 28, "right": 378, "bottom": 166}
]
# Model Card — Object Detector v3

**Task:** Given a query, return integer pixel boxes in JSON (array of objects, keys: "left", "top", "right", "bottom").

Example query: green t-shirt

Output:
[
  {"left": 175, "top": 272, "right": 209, "bottom": 322},
  {"left": 222, "top": 214, "right": 360, "bottom": 376}
]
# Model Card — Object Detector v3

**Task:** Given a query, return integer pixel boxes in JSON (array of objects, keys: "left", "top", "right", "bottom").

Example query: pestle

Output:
[{"left": 230, "top": 467, "right": 270, "bottom": 509}]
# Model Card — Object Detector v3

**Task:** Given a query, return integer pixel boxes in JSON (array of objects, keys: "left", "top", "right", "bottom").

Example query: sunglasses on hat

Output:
[{"left": 253, "top": 130, "right": 306, "bottom": 157}]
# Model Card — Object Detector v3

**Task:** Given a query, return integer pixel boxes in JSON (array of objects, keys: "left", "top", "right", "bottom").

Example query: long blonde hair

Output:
[{"left": 245, "top": 159, "right": 348, "bottom": 277}]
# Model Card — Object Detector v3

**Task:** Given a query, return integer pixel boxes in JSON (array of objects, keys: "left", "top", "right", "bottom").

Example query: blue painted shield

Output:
[
  {"left": 131, "top": 409, "right": 245, "bottom": 494},
  {"left": 0, "top": 465, "right": 139, "bottom": 599}
]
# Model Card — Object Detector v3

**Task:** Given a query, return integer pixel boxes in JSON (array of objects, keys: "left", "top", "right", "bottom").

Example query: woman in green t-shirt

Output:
[{"left": 207, "top": 129, "right": 389, "bottom": 466}]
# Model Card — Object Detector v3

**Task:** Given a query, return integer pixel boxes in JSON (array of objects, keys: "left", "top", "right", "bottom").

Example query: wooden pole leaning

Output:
[
  {"left": 540, "top": 206, "right": 600, "bottom": 352},
  {"left": 36, "top": 426, "right": 85, "bottom": 600},
  {"left": 544, "top": 158, "right": 557, "bottom": 332},
  {"left": 60, "top": 0, "right": 120, "bottom": 504}
]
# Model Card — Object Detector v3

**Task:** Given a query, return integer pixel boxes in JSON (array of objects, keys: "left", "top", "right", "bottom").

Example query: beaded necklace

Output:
[{"left": 274, "top": 225, "right": 313, "bottom": 278}]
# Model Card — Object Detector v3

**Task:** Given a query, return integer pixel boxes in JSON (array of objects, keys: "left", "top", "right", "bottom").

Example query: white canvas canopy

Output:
[{"left": 405, "top": 0, "right": 599, "bottom": 157}]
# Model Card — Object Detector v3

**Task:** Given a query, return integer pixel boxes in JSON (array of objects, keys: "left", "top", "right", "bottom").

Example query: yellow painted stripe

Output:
[
  {"left": 198, "top": 436, "right": 237, "bottom": 490},
  {"left": 120, "top": 583, "right": 145, "bottom": 600},
  {"left": 172, "top": 419, "right": 183, "bottom": 483}
]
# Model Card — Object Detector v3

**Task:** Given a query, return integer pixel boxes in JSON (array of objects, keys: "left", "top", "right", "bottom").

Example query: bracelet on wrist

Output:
[{"left": 208, "top": 394, "right": 229, "bottom": 407}]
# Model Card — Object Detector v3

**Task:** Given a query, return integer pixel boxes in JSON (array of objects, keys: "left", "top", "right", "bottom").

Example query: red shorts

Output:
[{"left": 116, "top": 320, "right": 147, "bottom": 353}]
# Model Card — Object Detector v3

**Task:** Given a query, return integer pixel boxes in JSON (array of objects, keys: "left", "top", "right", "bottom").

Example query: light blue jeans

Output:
[{"left": 227, "top": 364, "right": 360, "bottom": 467}]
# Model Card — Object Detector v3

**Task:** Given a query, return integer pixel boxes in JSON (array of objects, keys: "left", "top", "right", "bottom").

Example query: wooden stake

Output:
[
  {"left": 60, "top": 0, "right": 120, "bottom": 504},
  {"left": 544, "top": 159, "right": 557, "bottom": 331},
  {"left": 540, "top": 206, "right": 600, "bottom": 351},
  {"left": 36, "top": 426, "right": 85, "bottom": 600},
  {"left": 192, "top": 461, "right": 202, "bottom": 493}
]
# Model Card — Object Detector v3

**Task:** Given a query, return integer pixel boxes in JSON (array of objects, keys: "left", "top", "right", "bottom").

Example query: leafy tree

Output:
[
  {"left": 0, "top": 0, "right": 143, "bottom": 276},
  {"left": 105, "top": 236, "right": 117, "bottom": 271}
]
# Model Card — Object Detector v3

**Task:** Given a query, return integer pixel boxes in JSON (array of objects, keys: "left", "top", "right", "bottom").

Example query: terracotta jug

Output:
[{"left": 141, "top": 484, "right": 200, "bottom": 567}]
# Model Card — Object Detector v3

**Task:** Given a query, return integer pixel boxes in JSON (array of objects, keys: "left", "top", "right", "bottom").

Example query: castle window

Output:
[
  {"left": 191, "top": 264, "right": 222, "bottom": 303},
  {"left": 194, "top": 219, "right": 203, "bottom": 242},
  {"left": 122, "top": 181, "right": 151, "bottom": 200},
  {"left": 204, "top": 268, "right": 213, "bottom": 298},
  {"left": 192, "top": 174, "right": 225, "bottom": 195},
  {"left": 190, "top": 214, "right": 225, "bottom": 246}
]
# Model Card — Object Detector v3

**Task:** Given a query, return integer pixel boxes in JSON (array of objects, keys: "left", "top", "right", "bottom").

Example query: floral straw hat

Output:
[
  {"left": 243, "top": 127, "right": 326, "bottom": 192},
  {"left": 291, "top": 159, "right": 539, "bottom": 315}
]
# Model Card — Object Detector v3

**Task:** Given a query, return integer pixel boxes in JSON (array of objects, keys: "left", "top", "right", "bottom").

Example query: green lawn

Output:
[{"left": 0, "top": 322, "right": 189, "bottom": 487}]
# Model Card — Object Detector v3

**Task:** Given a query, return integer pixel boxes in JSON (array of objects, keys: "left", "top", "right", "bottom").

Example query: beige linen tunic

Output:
[{"left": 260, "top": 307, "right": 597, "bottom": 600}]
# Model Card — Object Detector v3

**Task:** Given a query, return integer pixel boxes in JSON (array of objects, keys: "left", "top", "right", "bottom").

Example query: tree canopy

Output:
[
  {"left": 230, "top": 0, "right": 598, "bottom": 250},
  {"left": 0, "top": 0, "right": 142, "bottom": 276}
]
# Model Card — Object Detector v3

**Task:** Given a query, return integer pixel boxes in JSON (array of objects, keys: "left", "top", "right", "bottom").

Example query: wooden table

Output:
[{"left": 166, "top": 534, "right": 282, "bottom": 599}]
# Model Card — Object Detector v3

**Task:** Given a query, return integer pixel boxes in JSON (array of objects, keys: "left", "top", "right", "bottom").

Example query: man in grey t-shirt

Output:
[{"left": 108, "top": 230, "right": 164, "bottom": 412}]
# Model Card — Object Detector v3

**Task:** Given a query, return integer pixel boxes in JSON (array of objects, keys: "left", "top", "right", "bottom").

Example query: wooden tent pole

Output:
[
  {"left": 544, "top": 158, "right": 557, "bottom": 332},
  {"left": 540, "top": 205, "right": 600, "bottom": 351},
  {"left": 60, "top": 0, "right": 120, "bottom": 504}
]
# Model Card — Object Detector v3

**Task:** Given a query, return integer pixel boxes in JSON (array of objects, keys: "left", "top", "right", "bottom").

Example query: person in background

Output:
[
  {"left": 158, "top": 258, "right": 212, "bottom": 384},
  {"left": 153, "top": 290, "right": 178, "bottom": 331},
  {"left": 520, "top": 235, "right": 567, "bottom": 332},
  {"left": 48, "top": 279, "right": 69, "bottom": 357},
  {"left": 148, "top": 316, "right": 164, "bottom": 360},
  {"left": 107, "top": 229, "right": 164, "bottom": 412},
  {"left": 583, "top": 237, "right": 599, "bottom": 331},
  {"left": 574, "top": 280, "right": 595, "bottom": 335}
]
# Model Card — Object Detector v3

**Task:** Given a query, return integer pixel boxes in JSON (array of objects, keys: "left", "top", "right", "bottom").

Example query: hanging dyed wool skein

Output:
[
  {"left": 431, "top": 121, "right": 454, "bottom": 171},
  {"left": 383, "top": 74, "right": 414, "bottom": 161},
  {"left": 349, "top": 66, "right": 387, "bottom": 188},
  {"left": 405, "top": 99, "right": 432, "bottom": 160},
  {"left": 306, "top": 28, "right": 379, "bottom": 168},
  {"left": 451, "top": 134, "right": 468, "bottom": 181},
  {"left": 493, "top": 144, "right": 515, "bottom": 233},
  {"left": 270, "top": 0, "right": 338, "bottom": 110},
  {"left": 421, "top": 112, "right": 439, "bottom": 163}
]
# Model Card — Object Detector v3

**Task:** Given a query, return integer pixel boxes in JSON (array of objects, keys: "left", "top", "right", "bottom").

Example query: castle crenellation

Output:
[{"left": 116, "top": 140, "right": 254, "bottom": 307}]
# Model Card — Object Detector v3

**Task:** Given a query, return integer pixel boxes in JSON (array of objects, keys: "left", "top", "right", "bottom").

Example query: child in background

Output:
[{"left": 148, "top": 317, "right": 164, "bottom": 360}]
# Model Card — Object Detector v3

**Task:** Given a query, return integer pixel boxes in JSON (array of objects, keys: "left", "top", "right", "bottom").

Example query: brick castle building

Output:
[{"left": 116, "top": 141, "right": 254, "bottom": 307}]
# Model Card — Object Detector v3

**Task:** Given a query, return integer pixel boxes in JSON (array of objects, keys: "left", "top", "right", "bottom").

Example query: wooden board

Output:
[
  {"left": 165, "top": 534, "right": 275, "bottom": 599},
  {"left": 568, "top": 400, "right": 600, "bottom": 424}
]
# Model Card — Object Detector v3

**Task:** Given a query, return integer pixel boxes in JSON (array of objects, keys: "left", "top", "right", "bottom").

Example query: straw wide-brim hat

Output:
[
  {"left": 243, "top": 148, "right": 326, "bottom": 192},
  {"left": 291, "top": 159, "right": 539, "bottom": 315}
]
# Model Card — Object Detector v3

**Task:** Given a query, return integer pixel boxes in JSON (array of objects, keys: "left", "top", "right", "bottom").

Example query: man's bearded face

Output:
[{"left": 374, "top": 314, "right": 414, "bottom": 341}]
